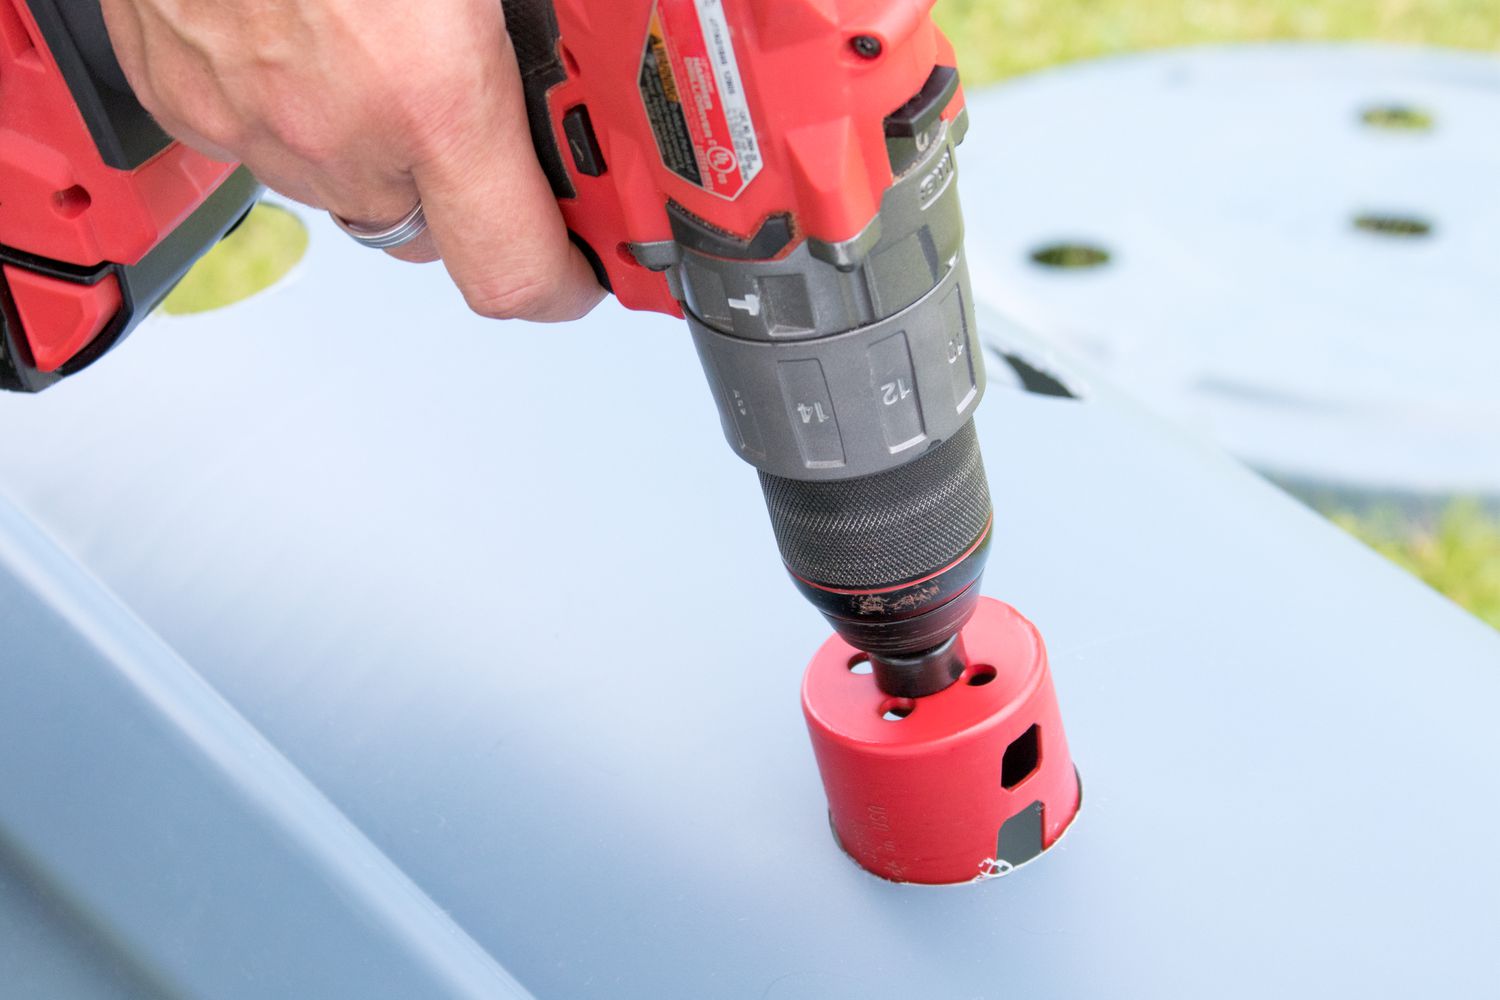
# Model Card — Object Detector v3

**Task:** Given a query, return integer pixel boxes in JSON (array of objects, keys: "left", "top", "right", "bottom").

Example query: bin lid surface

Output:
[
  {"left": 960, "top": 44, "right": 1500, "bottom": 500},
  {"left": 0, "top": 209, "right": 1496, "bottom": 998}
]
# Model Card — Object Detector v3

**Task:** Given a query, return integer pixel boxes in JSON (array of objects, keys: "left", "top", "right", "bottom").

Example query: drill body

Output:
[
  {"left": 520, "top": 0, "right": 993, "bottom": 691},
  {"left": 1, "top": 0, "right": 992, "bottom": 693}
]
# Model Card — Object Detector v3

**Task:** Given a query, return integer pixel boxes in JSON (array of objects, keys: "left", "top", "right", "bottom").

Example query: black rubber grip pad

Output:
[
  {"left": 502, "top": 0, "right": 573, "bottom": 199},
  {"left": 31, "top": 0, "right": 171, "bottom": 169},
  {"left": 759, "top": 421, "right": 992, "bottom": 590}
]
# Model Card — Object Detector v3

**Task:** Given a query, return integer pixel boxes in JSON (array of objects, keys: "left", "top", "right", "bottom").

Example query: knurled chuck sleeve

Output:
[{"left": 759, "top": 419, "right": 989, "bottom": 590}]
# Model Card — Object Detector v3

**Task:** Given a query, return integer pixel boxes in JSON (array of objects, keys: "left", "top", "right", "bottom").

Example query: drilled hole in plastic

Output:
[
  {"left": 1030, "top": 242, "right": 1110, "bottom": 270},
  {"left": 847, "top": 655, "right": 873, "bottom": 676},
  {"left": 1353, "top": 213, "right": 1432, "bottom": 239},
  {"left": 1001, "top": 724, "right": 1041, "bottom": 788},
  {"left": 161, "top": 203, "right": 308, "bottom": 315},
  {"left": 966, "top": 664, "right": 997, "bottom": 686},
  {"left": 51, "top": 185, "right": 91, "bottom": 219},
  {"left": 995, "top": 350, "right": 1078, "bottom": 399},
  {"left": 1361, "top": 104, "right": 1434, "bottom": 132},
  {"left": 880, "top": 698, "right": 914, "bottom": 722}
]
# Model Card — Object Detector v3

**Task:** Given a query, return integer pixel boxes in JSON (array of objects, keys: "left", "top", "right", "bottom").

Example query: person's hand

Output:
[{"left": 100, "top": 0, "right": 604, "bottom": 322}]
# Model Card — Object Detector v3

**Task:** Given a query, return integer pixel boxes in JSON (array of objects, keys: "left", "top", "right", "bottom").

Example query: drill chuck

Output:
[{"left": 763, "top": 419, "right": 992, "bottom": 695}]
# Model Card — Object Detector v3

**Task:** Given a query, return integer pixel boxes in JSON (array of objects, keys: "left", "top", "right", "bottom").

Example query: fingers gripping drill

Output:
[{"left": 2, "top": 0, "right": 992, "bottom": 698}]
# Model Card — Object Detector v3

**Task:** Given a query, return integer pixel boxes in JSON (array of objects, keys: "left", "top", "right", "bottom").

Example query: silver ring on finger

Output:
[{"left": 330, "top": 202, "right": 428, "bottom": 250}]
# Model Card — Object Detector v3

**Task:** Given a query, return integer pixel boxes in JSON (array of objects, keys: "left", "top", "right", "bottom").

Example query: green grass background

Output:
[
  {"left": 1332, "top": 502, "right": 1500, "bottom": 628},
  {"left": 164, "top": 1, "right": 1500, "bottom": 628},
  {"left": 934, "top": 0, "right": 1500, "bottom": 83}
]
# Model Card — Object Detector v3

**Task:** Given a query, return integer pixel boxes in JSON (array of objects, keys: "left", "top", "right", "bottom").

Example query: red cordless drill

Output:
[{"left": 2, "top": 0, "right": 991, "bottom": 700}]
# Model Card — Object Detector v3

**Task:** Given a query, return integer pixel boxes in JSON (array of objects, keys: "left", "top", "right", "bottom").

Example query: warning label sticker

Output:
[{"left": 638, "top": 0, "right": 763, "bottom": 199}]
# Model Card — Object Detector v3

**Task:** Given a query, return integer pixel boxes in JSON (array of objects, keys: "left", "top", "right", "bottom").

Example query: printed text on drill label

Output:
[{"left": 640, "top": 0, "right": 763, "bottom": 198}]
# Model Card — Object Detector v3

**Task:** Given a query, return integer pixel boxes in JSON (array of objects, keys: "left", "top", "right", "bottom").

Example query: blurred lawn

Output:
[
  {"left": 167, "top": 1, "right": 1500, "bottom": 629},
  {"left": 1334, "top": 504, "right": 1500, "bottom": 628},
  {"left": 935, "top": 0, "right": 1500, "bottom": 83}
]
